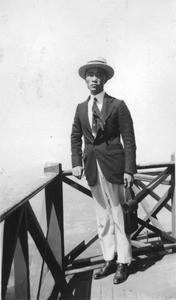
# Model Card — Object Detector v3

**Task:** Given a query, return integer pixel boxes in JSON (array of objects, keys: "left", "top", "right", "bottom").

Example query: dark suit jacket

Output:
[{"left": 71, "top": 93, "right": 136, "bottom": 186}]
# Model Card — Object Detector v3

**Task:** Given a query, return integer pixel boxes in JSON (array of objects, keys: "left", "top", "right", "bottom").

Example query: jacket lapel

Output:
[
  {"left": 81, "top": 97, "right": 93, "bottom": 135},
  {"left": 101, "top": 93, "right": 115, "bottom": 124}
]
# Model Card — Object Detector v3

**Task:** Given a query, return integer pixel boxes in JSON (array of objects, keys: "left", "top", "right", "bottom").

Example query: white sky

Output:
[{"left": 0, "top": 0, "right": 176, "bottom": 180}]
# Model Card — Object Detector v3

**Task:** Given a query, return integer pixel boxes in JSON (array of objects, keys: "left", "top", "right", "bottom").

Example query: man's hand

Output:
[
  {"left": 123, "top": 173, "right": 134, "bottom": 188},
  {"left": 72, "top": 166, "right": 84, "bottom": 179}
]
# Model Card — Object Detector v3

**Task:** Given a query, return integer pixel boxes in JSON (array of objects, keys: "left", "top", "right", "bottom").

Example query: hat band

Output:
[{"left": 88, "top": 60, "right": 106, "bottom": 64}]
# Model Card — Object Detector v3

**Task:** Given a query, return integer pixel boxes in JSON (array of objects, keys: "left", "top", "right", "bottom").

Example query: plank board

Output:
[{"left": 64, "top": 251, "right": 176, "bottom": 300}]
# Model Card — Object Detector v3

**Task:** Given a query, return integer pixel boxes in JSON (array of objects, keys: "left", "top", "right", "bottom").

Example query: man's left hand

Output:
[{"left": 123, "top": 173, "right": 134, "bottom": 188}]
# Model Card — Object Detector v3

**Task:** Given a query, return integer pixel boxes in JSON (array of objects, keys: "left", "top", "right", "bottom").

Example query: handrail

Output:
[
  {"left": 0, "top": 172, "right": 58, "bottom": 222},
  {"left": 136, "top": 161, "right": 174, "bottom": 169},
  {"left": 62, "top": 162, "right": 174, "bottom": 176},
  {"left": 134, "top": 173, "right": 171, "bottom": 185},
  {"left": 1, "top": 162, "right": 174, "bottom": 222}
]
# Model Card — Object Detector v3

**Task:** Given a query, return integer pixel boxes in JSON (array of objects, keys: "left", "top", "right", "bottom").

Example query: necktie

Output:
[{"left": 92, "top": 98, "right": 105, "bottom": 137}]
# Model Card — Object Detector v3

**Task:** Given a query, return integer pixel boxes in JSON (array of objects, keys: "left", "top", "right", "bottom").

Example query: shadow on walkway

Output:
[
  {"left": 48, "top": 252, "right": 165, "bottom": 300},
  {"left": 129, "top": 252, "right": 164, "bottom": 276}
]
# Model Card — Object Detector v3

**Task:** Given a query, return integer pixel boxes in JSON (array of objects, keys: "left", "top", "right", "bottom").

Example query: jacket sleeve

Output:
[
  {"left": 118, "top": 101, "right": 137, "bottom": 174},
  {"left": 71, "top": 104, "right": 83, "bottom": 167}
]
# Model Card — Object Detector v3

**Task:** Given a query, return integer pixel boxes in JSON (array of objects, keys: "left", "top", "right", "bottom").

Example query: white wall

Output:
[{"left": 1, "top": 0, "right": 176, "bottom": 184}]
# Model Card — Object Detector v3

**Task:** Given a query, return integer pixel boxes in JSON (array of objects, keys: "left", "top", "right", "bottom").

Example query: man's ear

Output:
[{"left": 104, "top": 72, "right": 108, "bottom": 84}]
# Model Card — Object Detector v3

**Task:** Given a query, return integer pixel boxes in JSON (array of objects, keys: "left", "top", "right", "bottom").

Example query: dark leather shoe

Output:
[
  {"left": 113, "top": 263, "right": 128, "bottom": 284},
  {"left": 94, "top": 260, "right": 117, "bottom": 280}
]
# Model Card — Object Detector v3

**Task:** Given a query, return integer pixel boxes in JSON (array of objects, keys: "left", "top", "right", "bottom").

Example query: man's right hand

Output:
[{"left": 72, "top": 166, "right": 84, "bottom": 179}]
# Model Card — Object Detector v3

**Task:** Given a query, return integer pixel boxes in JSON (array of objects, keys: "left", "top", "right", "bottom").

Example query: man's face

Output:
[{"left": 85, "top": 67, "right": 106, "bottom": 95}]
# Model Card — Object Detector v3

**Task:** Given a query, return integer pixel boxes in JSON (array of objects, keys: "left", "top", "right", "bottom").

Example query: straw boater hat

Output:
[{"left": 78, "top": 57, "right": 114, "bottom": 81}]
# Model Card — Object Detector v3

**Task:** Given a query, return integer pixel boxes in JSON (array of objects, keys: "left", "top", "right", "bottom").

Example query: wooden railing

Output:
[
  {"left": 0, "top": 167, "right": 69, "bottom": 300},
  {"left": 1, "top": 155, "right": 175, "bottom": 299},
  {"left": 62, "top": 156, "right": 176, "bottom": 268}
]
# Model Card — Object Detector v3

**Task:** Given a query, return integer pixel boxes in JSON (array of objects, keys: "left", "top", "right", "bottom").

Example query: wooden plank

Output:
[
  {"left": 137, "top": 162, "right": 173, "bottom": 169},
  {"left": 66, "top": 258, "right": 104, "bottom": 275},
  {"left": 39, "top": 271, "right": 59, "bottom": 300},
  {"left": 44, "top": 163, "right": 60, "bottom": 173},
  {"left": 30, "top": 197, "right": 47, "bottom": 300},
  {"left": 133, "top": 169, "right": 170, "bottom": 206},
  {"left": 39, "top": 166, "right": 66, "bottom": 298},
  {"left": 47, "top": 204, "right": 63, "bottom": 265},
  {"left": 0, "top": 221, "right": 4, "bottom": 296},
  {"left": 14, "top": 205, "right": 30, "bottom": 300},
  {"left": 140, "top": 200, "right": 165, "bottom": 231},
  {"left": 131, "top": 240, "right": 148, "bottom": 248},
  {"left": 14, "top": 239, "right": 29, "bottom": 300},
  {"left": 45, "top": 174, "right": 64, "bottom": 269},
  {"left": 135, "top": 188, "right": 171, "bottom": 237},
  {"left": 44, "top": 163, "right": 173, "bottom": 175},
  {"left": 1, "top": 208, "right": 23, "bottom": 299},
  {"left": 136, "top": 180, "right": 171, "bottom": 211},
  {"left": 149, "top": 216, "right": 164, "bottom": 231},
  {"left": 132, "top": 171, "right": 172, "bottom": 239},
  {"left": 145, "top": 188, "right": 171, "bottom": 219},
  {"left": 62, "top": 176, "right": 92, "bottom": 198},
  {"left": 44, "top": 163, "right": 72, "bottom": 176},
  {"left": 65, "top": 231, "right": 98, "bottom": 264},
  {"left": 137, "top": 218, "right": 175, "bottom": 243},
  {"left": 135, "top": 173, "right": 171, "bottom": 185},
  {"left": 26, "top": 202, "right": 68, "bottom": 295},
  {"left": 49, "top": 166, "right": 65, "bottom": 266},
  {"left": 0, "top": 173, "right": 57, "bottom": 222},
  {"left": 171, "top": 153, "right": 176, "bottom": 238},
  {"left": 132, "top": 190, "right": 172, "bottom": 241}
]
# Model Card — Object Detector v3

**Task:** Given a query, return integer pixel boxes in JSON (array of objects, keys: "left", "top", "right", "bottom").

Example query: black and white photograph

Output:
[{"left": 0, "top": 1, "right": 176, "bottom": 299}]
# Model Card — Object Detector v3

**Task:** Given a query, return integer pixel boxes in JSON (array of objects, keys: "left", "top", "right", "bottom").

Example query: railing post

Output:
[
  {"left": 35, "top": 163, "right": 66, "bottom": 298},
  {"left": 44, "top": 163, "right": 65, "bottom": 268},
  {"left": 14, "top": 205, "right": 30, "bottom": 300},
  {"left": 0, "top": 221, "right": 4, "bottom": 299},
  {"left": 1, "top": 208, "right": 24, "bottom": 300},
  {"left": 29, "top": 197, "right": 47, "bottom": 300},
  {"left": 58, "top": 163, "right": 65, "bottom": 265},
  {"left": 171, "top": 153, "right": 176, "bottom": 238}
]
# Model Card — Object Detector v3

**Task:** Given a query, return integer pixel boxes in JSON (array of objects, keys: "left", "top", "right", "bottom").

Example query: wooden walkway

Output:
[
  {"left": 65, "top": 250, "right": 176, "bottom": 300},
  {"left": 5, "top": 246, "right": 176, "bottom": 299}
]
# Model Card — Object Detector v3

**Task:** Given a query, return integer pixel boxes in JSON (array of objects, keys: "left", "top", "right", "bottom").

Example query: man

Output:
[{"left": 71, "top": 57, "right": 136, "bottom": 284}]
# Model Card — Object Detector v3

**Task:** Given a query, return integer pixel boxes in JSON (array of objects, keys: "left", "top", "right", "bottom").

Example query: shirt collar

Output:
[{"left": 90, "top": 90, "right": 105, "bottom": 104}]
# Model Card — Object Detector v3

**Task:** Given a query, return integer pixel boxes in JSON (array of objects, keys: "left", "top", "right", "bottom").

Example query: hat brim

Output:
[{"left": 78, "top": 63, "right": 114, "bottom": 81}]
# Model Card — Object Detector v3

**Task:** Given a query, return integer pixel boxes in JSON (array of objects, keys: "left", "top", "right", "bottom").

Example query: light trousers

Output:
[{"left": 90, "top": 163, "right": 132, "bottom": 264}]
